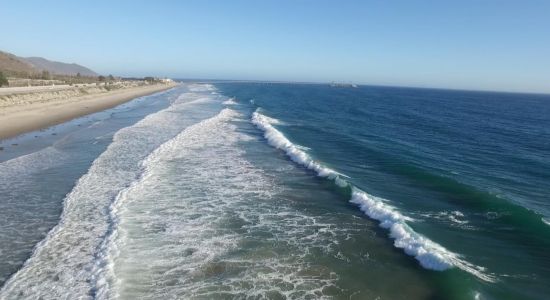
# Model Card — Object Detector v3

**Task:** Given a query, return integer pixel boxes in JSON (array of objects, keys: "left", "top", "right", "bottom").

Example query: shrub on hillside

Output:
[{"left": 0, "top": 71, "right": 8, "bottom": 87}]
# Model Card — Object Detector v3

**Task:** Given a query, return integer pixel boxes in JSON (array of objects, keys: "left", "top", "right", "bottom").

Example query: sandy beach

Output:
[{"left": 0, "top": 83, "right": 177, "bottom": 140}]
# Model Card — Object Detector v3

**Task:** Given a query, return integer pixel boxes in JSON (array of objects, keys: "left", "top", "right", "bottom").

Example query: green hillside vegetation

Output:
[{"left": 0, "top": 71, "right": 8, "bottom": 87}]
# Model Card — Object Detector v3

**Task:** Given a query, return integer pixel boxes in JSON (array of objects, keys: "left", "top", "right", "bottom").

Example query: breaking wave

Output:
[
  {"left": 222, "top": 97, "right": 238, "bottom": 105},
  {"left": 251, "top": 110, "right": 495, "bottom": 282},
  {"left": 0, "top": 84, "right": 223, "bottom": 299}
]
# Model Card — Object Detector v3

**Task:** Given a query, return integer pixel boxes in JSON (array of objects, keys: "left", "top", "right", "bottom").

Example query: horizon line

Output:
[{"left": 168, "top": 77, "right": 550, "bottom": 97}]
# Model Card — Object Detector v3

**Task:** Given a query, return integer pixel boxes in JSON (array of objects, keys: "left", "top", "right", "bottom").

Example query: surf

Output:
[
  {"left": 0, "top": 84, "right": 223, "bottom": 299},
  {"left": 251, "top": 109, "right": 496, "bottom": 282},
  {"left": 91, "top": 103, "right": 352, "bottom": 298},
  {"left": 91, "top": 107, "right": 243, "bottom": 298}
]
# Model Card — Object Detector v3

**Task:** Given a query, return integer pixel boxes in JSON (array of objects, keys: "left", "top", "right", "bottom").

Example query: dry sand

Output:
[{"left": 0, "top": 83, "right": 178, "bottom": 140}]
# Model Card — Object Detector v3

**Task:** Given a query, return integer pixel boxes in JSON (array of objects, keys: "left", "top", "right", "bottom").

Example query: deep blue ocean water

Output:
[{"left": 0, "top": 83, "right": 549, "bottom": 299}]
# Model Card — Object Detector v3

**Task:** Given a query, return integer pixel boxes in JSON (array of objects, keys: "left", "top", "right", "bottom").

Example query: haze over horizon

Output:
[{"left": 2, "top": 0, "right": 549, "bottom": 94}]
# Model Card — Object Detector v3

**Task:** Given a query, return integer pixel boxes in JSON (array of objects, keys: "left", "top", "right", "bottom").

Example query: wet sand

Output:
[{"left": 0, "top": 83, "right": 177, "bottom": 140}]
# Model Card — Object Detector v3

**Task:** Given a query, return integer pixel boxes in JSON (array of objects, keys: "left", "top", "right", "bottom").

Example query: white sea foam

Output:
[
  {"left": 222, "top": 97, "right": 238, "bottom": 105},
  {"left": 251, "top": 110, "right": 495, "bottom": 282},
  {"left": 94, "top": 107, "right": 344, "bottom": 298},
  {"left": 188, "top": 83, "right": 216, "bottom": 92},
  {"left": 0, "top": 84, "right": 223, "bottom": 299},
  {"left": 1, "top": 85, "right": 351, "bottom": 299},
  {"left": 252, "top": 112, "right": 349, "bottom": 185},
  {"left": 256, "top": 112, "right": 284, "bottom": 125},
  {"left": 92, "top": 108, "right": 245, "bottom": 299},
  {"left": 0, "top": 146, "right": 69, "bottom": 176},
  {"left": 417, "top": 210, "right": 473, "bottom": 230}
]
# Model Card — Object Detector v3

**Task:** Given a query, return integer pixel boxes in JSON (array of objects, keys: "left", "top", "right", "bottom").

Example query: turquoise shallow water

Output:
[{"left": 0, "top": 82, "right": 549, "bottom": 299}]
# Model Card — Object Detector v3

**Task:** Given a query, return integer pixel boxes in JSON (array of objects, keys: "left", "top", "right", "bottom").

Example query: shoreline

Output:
[{"left": 0, "top": 83, "right": 178, "bottom": 140}]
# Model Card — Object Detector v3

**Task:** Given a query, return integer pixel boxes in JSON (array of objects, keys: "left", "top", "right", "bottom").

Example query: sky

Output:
[{"left": 1, "top": 0, "right": 549, "bottom": 93}]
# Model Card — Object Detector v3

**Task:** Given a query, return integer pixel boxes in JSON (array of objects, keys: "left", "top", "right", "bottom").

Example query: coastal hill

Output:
[
  {"left": 0, "top": 51, "right": 36, "bottom": 76},
  {"left": 0, "top": 50, "right": 97, "bottom": 77},
  {"left": 22, "top": 56, "right": 97, "bottom": 77}
]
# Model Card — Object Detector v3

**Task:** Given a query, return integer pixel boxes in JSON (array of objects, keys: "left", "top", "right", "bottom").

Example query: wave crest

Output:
[{"left": 251, "top": 110, "right": 495, "bottom": 282}]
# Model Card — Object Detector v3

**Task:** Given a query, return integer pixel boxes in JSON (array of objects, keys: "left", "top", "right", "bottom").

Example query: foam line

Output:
[
  {"left": 0, "top": 84, "right": 223, "bottom": 299},
  {"left": 251, "top": 110, "right": 495, "bottom": 282},
  {"left": 222, "top": 97, "right": 238, "bottom": 105},
  {"left": 91, "top": 108, "right": 240, "bottom": 299}
]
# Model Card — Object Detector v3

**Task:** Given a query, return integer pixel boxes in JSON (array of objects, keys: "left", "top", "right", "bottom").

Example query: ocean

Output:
[{"left": 0, "top": 82, "right": 549, "bottom": 299}]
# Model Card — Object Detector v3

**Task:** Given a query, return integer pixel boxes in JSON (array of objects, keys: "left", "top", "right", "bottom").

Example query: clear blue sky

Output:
[{"left": 1, "top": 0, "right": 549, "bottom": 93}]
